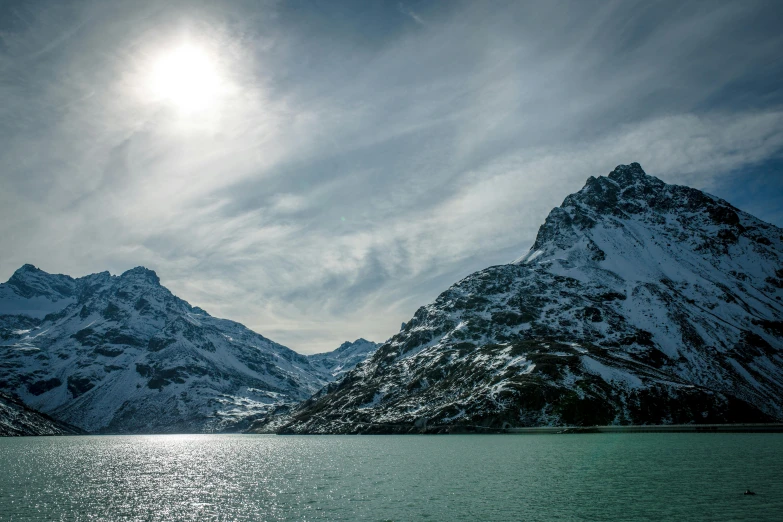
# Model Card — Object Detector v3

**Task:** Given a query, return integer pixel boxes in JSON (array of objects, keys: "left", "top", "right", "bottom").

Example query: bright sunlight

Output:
[{"left": 148, "top": 44, "right": 220, "bottom": 112}]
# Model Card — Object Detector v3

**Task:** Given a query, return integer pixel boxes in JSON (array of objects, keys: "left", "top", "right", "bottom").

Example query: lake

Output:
[{"left": 1, "top": 434, "right": 781, "bottom": 521}]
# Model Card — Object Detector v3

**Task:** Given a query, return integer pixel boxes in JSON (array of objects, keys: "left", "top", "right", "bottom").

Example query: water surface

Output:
[{"left": 1, "top": 434, "right": 781, "bottom": 521}]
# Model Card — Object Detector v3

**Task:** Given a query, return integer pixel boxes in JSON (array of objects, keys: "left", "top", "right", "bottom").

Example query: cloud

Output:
[
  {"left": 1, "top": 0, "right": 782, "bottom": 352},
  {"left": 398, "top": 3, "right": 425, "bottom": 25}
]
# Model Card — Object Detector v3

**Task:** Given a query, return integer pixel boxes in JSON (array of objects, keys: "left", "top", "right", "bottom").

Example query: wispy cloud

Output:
[
  {"left": 398, "top": 3, "right": 425, "bottom": 25},
  {"left": 1, "top": 0, "right": 782, "bottom": 352}
]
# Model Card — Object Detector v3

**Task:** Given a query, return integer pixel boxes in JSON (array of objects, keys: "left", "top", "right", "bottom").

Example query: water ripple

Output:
[{"left": 0, "top": 433, "right": 781, "bottom": 521}]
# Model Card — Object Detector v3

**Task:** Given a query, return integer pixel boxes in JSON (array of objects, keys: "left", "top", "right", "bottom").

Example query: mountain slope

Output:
[
  {"left": 0, "top": 392, "right": 84, "bottom": 436},
  {"left": 0, "top": 266, "right": 349, "bottom": 434},
  {"left": 280, "top": 163, "right": 783, "bottom": 433}
]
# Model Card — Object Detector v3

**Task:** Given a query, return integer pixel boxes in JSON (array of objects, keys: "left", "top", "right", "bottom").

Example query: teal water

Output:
[{"left": 0, "top": 434, "right": 781, "bottom": 521}]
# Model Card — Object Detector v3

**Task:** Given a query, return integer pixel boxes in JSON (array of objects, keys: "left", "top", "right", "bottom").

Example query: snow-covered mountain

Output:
[
  {"left": 308, "top": 339, "right": 380, "bottom": 379},
  {"left": 0, "top": 266, "right": 373, "bottom": 434},
  {"left": 0, "top": 264, "right": 76, "bottom": 322},
  {"left": 0, "top": 392, "right": 84, "bottom": 436},
  {"left": 279, "top": 163, "right": 783, "bottom": 433}
]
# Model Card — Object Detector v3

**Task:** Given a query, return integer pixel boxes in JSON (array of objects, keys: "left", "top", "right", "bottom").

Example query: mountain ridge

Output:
[{"left": 0, "top": 265, "right": 378, "bottom": 434}]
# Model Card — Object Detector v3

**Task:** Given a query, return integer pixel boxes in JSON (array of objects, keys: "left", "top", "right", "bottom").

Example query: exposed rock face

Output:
[
  {"left": 0, "top": 266, "right": 372, "bottom": 434},
  {"left": 280, "top": 163, "right": 783, "bottom": 433},
  {"left": 0, "top": 392, "right": 84, "bottom": 436}
]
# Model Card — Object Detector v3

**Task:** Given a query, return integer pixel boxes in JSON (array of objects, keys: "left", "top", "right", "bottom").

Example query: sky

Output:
[{"left": 1, "top": 0, "right": 782, "bottom": 353}]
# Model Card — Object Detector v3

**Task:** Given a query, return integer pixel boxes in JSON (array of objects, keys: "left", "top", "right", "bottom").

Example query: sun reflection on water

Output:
[{"left": 0, "top": 434, "right": 781, "bottom": 521}]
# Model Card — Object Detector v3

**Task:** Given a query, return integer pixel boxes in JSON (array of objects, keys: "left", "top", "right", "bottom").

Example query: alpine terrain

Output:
[
  {"left": 0, "top": 265, "right": 377, "bottom": 434},
  {"left": 279, "top": 163, "right": 783, "bottom": 433}
]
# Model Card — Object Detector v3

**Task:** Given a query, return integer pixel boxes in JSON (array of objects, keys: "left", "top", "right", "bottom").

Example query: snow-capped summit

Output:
[
  {"left": 0, "top": 264, "right": 77, "bottom": 320},
  {"left": 0, "top": 266, "right": 371, "bottom": 433},
  {"left": 279, "top": 163, "right": 783, "bottom": 434},
  {"left": 518, "top": 162, "right": 778, "bottom": 272}
]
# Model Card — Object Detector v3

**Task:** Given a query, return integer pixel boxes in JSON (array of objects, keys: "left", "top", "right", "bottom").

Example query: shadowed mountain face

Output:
[
  {"left": 280, "top": 163, "right": 783, "bottom": 434},
  {"left": 0, "top": 392, "right": 84, "bottom": 436},
  {"left": 0, "top": 267, "right": 376, "bottom": 434}
]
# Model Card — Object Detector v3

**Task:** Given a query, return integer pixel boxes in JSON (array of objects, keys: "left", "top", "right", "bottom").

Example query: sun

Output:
[{"left": 149, "top": 44, "right": 220, "bottom": 112}]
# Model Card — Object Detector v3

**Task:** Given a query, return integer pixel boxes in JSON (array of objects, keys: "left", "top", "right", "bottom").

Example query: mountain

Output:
[
  {"left": 0, "top": 392, "right": 84, "bottom": 436},
  {"left": 308, "top": 339, "right": 380, "bottom": 379},
  {"left": 279, "top": 163, "right": 783, "bottom": 434},
  {"left": 0, "top": 266, "right": 371, "bottom": 434}
]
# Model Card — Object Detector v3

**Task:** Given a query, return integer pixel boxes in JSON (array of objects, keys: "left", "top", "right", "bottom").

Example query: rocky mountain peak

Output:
[
  {"left": 333, "top": 338, "right": 372, "bottom": 353},
  {"left": 5, "top": 264, "right": 77, "bottom": 301},
  {"left": 606, "top": 162, "right": 655, "bottom": 187},
  {"left": 119, "top": 267, "right": 161, "bottom": 285},
  {"left": 564, "top": 162, "right": 666, "bottom": 216},
  {"left": 9, "top": 264, "right": 51, "bottom": 285},
  {"left": 524, "top": 163, "right": 659, "bottom": 256},
  {"left": 520, "top": 161, "right": 778, "bottom": 266},
  {"left": 14, "top": 263, "right": 40, "bottom": 275}
]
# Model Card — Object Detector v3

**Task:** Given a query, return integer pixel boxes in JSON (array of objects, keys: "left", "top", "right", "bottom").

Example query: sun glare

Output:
[{"left": 149, "top": 44, "right": 220, "bottom": 112}]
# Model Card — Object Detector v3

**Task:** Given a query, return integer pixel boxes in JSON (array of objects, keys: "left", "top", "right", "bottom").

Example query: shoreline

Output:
[
  {"left": 274, "top": 420, "right": 783, "bottom": 435},
  {"left": 5, "top": 423, "right": 783, "bottom": 437},
  {"left": 505, "top": 423, "right": 783, "bottom": 434}
]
